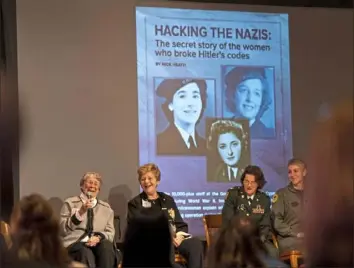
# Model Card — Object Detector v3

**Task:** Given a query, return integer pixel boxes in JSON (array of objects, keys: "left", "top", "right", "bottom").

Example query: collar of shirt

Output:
[
  {"left": 80, "top": 193, "right": 98, "bottom": 207},
  {"left": 227, "top": 166, "right": 238, "bottom": 181},
  {"left": 174, "top": 122, "right": 196, "bottom": 148},
  {"left": 247, "top": 194, "right": 255, "bottom": 200}
]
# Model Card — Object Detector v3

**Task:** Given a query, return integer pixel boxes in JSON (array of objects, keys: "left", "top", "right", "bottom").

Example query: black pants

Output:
[
  {"left": 68, "top": 240, "right": 116, "bottom": 268},
  {"left": 173, "top": 237, "right": 204, "bottom": 268}
]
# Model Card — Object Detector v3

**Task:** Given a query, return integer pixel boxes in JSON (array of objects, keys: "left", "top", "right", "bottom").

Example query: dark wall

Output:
[{"left": 169, "top": 0, "right": 353, "bottom": 8}]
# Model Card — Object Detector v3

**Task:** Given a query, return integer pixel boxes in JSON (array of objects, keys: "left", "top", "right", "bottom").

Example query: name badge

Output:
[
  {"left": 252, "top": 205, "right": 264, "bottom": 214},
  {"left": 142, "top": 200, "right": 151, "bottom": 208}
]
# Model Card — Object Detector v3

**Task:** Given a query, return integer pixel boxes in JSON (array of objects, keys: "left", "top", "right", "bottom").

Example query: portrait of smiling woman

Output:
[
  {"left": 155, "top": 78, "right": 209, "bottom": 155},
  {"left": 223, "top": 66, "right": 275, "bottom": 139},
  {"left": 206, "top": 119, "right": 250, "bottom": 183}
]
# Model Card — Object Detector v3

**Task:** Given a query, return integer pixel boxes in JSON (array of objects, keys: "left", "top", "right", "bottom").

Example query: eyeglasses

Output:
[{"left": 243, "top": 180, "right": 257, "bottom": 186}]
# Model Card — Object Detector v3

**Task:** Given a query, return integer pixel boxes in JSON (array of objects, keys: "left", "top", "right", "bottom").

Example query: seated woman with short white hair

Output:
[{"left": 60, "top": 172, "right": 117, "bottom": 268}]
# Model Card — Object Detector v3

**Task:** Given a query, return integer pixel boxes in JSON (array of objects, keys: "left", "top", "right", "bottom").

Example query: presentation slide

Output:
[{"left": 136, "top": 6, "right": 292, "bottom": 231}]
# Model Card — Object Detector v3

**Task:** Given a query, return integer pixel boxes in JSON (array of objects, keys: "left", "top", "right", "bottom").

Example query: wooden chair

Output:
[
  {"left": 0, "top": 221, "right": 11, "bottom": 248},
  {"left": 272, "top": 233, "right": 303, "bottom": 268},
  {"left": 202, "top": 214, "right": 222, "bottom": 248},
  {"left": 280, "top": 250, "right": 303, "bottom": 268},
  {"left": 175, "top": 253, "right": 187, "bottom": 265}
]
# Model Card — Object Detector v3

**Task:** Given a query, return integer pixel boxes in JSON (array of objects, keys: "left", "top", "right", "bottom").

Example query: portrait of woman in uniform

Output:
[
  {"left": 223, "top": 66, "right": 275, "bottom": 139},
  {"left": 155, "top": 78, "right": 210, "bottom": 156},
  {"left": 206, "top": 119, "right": 250, "bottom": 183}
]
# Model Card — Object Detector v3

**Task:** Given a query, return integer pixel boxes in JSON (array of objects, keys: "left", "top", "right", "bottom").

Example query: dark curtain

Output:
[{"left": 0, "top": 0, "right": 18, "bottom": 222}]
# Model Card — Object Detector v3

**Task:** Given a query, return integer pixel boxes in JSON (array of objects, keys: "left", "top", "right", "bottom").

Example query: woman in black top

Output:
[{"left": 127, "top": 163, "right": 204, "bottom": 268}]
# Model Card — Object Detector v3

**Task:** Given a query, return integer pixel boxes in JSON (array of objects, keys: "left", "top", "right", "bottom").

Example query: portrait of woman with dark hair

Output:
[
  {"left": 224, "top": 66, "right": 275, "bottom": 139},
  {"left": 156, "top": 78, "right": 208, "bottom": 155},
  {"left": 206, "top": 119, "right": 250, "bottom": 183}
]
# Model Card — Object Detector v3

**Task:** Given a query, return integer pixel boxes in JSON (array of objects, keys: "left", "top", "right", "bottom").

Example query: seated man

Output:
[
  {"left": 127, "top": 163, "right": 204, "bottom": 268},
  {"left": 60, "top": 172, "right": 118, "bottom": 268},
  {"left": 222, "top": 165, "right": 278, "bottom": 258},
  {"left": 271, "top": 158, "right": 306, "bottom": 254}
]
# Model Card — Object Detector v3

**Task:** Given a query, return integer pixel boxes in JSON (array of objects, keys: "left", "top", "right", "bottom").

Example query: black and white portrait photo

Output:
[
  {"left": 206, "top": 118, "right": 251, "bottom": 183},
  {"left": 155, "top": 78, "right": 212, "bottom": 156},
  {"left": 223, "top": 66, "right": 276, "bottom": 139}
]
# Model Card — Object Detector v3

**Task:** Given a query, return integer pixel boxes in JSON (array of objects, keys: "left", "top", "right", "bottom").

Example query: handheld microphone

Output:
[{"left": 87, "top": 191, "right": 92, "bottom": 200}]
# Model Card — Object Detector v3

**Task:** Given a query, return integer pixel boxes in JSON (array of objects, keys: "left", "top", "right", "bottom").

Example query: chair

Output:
[
  {"left": 0, "top": 221, "right": 11, "bottom": 248},
  {"left": 175, "top": 253, "right": 187, "bottom": 265},
  {"left": 280, "top": 250, "right": 303, "bottom": 268},
  {"left": 272, "top": 234, "right": 303, "bottom": 268},
  {"left": 202, "top": 214, "right": 222, "bottom": 247}
]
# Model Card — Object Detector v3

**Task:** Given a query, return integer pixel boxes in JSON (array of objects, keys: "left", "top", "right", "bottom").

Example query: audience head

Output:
[
  {"left": 137, "top": 163, "right": 161, "bottom": 197},
  {"left": 306, "top": 100, "right": 353, "bottom": 267},
  {"left": 287, "top": 158, "right": 307, "bottom": 189},
  {"left": 207, "top": 216, "right": 266, "bottom": 268},
  {"left": 79, "top": 171, "right": 102, "bottom": 198},
  {"left": 122, "top": 212, "right": 172, "bottom": 267},
  {"left": 240, "top": 165, "right": 267, "bottom": 195},
  {"left": 10, "top": 193, "right": 70, "bottom": 267}
]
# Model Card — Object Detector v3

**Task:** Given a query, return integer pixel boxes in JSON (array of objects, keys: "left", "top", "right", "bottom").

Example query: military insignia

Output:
[
  {"left": 168, "top": 208, "right": 175, "bottom": 219},
  {"left": 252, "top": 205, "right": 265, "bottom": 214},
  {"left": 241, "top": 195, "right": 245, "bottom": 199},
  {"left": 238, "top": 204, "right": 246, "bottom": 212},
  {"left": 272, "top": 194, "right": 278, "bottom": 203}
]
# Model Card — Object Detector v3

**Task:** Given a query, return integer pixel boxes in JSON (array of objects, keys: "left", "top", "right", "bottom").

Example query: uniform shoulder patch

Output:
[{"left": 271, "top": 194, "right": 278, "bottom": 203}]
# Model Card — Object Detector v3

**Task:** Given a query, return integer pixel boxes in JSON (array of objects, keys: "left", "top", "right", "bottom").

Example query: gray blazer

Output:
[{"left": 60, "top": 196, "right": 115, "bottom": 248}]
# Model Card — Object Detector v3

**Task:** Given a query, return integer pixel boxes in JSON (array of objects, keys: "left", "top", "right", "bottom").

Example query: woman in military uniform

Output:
[
  {"left": 127, "top": 163, "right": 204, "bottom": 268},
  {"left": 221, "top": 165, "right": 278, "bottom": 258}
]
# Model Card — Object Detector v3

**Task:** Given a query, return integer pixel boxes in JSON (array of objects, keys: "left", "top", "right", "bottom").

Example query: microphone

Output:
[{"left": 87, "top": 191, "right": 92, "bottom": 200}]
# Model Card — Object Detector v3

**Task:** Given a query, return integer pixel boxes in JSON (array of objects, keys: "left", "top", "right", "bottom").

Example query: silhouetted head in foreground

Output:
[
  {"left": 10, "top": 194, "right": 70, "bottom": 267},
  {"left": 207, "top": 216, "right": 267, "bottom": 268},
  {"left": 122, "top": 212, "right": 172, "bottom": 267},
  {"left": 306, "top": 100, "right": 353, "bottom": 267}
]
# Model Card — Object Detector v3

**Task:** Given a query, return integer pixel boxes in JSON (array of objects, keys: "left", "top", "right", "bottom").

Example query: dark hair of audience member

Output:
[
  {"left": 122, "top": 212, "right": 172, "bottom": 267},
  {"left": 306, "top": 100, "right": 353, "bottom": 267},
  {"left": 207, "top": 216, "right": 267, "bottom": 268},
  {"left": 9, "top": 193, "right": 71, "bottom": 267}
]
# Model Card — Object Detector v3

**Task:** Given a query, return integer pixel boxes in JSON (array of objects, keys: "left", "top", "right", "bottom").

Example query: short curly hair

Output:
[
  {"left": 137, "top": 163, "right": 161, "bottom": 182},
  {"left": 80, "top": 172, "right": 102, "bottom": 187},
  {"left": 207, "top": 120, "right": 249, "bottom": 168},
  {"left": 240, "top": 165, "right": 267, "bottom": 189},
  {"left": 207, "top": 119, "right": 248, "bottom": 151}
]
